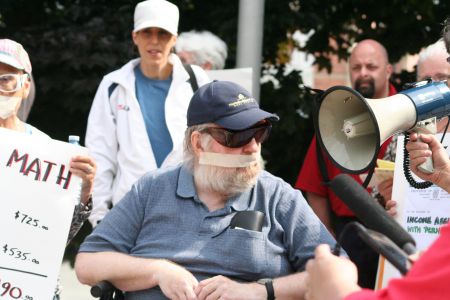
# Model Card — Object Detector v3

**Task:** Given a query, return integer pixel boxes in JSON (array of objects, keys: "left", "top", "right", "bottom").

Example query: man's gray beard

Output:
[{"left": 194, "top": 159, "right": 262, "bottom": 196}]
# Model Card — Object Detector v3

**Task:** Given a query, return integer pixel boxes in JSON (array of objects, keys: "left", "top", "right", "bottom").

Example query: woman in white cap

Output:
[
  {"left": 85, "top": 0, "right": 210, "bottom": 226},
  {"left": 0, "top": 38, "right": 96, "bottom": 299}
]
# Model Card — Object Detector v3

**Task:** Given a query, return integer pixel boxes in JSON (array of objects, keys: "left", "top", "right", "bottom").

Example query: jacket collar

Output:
[{"left": 108, "top": 53, "right": 189, "bottom": 91}]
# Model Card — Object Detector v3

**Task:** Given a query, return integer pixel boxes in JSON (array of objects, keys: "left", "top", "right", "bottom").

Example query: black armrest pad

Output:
[{"left": 91, "top": 280, "right": 116, "bottom": 298}]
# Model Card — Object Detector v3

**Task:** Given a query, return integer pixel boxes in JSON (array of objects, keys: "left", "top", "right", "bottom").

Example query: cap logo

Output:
[{"left": 228, "top": 93, "right": 255, "bottom": 107}]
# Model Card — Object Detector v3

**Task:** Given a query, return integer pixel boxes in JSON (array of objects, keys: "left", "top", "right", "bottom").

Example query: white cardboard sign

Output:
[{"left": 0, "top": 128, "right": 86, "bottom": 299}]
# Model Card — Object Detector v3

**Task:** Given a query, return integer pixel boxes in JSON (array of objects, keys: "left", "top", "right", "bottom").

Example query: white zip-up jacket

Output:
[{"left": 86, "top": 54, "right": 210, "bottom": 225}]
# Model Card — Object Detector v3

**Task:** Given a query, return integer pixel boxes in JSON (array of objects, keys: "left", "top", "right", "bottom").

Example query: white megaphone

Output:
[{"left": 316, "top": 80, "right": 450, "bottom": 174}]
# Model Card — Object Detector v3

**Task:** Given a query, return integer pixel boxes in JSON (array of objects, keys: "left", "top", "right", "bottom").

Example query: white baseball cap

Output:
[{"left": 133, "top": 0, "right": 179, "bottom": 36}]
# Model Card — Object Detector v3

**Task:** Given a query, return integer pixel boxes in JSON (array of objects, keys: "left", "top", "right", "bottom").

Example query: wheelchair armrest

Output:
[{"left": 91, "top": 280, "right": 116, "bottom": 299}]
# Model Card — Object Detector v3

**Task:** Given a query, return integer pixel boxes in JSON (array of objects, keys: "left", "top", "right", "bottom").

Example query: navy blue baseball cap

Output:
[{"left": 187, "top": 81, "right": 279, "bottom": 130}]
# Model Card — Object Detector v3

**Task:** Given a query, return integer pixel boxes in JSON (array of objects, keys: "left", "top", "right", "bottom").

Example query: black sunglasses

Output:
[{"left": 201, "top": 123, "right": 272, "bottom": 148}]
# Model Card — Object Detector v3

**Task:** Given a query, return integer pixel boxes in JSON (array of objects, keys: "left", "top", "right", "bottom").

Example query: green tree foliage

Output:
[
  {"left": 0, "top": 0, "right": 447, "bottom": 263},
  {"left": 0, "top": 0, "right": 137, "bottom": 143}
]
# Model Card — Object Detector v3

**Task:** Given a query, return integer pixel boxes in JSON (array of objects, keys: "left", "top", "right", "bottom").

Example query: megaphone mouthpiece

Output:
[{"left": 342, "top": 112, "right": 376, "bottom": 138}]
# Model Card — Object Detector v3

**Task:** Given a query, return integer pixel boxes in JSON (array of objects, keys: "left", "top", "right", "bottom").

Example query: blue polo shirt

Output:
[{"left": 80, "top": 165, "right": 337, "bottom": 299}]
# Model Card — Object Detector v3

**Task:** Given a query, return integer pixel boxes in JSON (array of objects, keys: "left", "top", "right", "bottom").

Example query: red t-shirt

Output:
[
  {"left": 345, "top": 223, "right": 450, "bottom": 300},
  {"left": 295, "top": 84, "right": 397, "bottom": 217}
]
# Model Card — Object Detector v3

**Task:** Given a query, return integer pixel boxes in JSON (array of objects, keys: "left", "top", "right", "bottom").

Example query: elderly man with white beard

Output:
[{"left": 75, "top": 80, "right": 337, "bottom": 300}]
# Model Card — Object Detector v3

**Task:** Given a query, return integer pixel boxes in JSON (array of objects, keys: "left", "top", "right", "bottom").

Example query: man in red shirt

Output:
[{"left": 296, "top": 39, "right": 396, "bottom": 288}]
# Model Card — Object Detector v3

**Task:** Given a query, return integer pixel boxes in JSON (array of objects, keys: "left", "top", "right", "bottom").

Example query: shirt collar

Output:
[
  {"left": 227, "top": 189, "right": 253, "bottom": 211},
  {"left": 388, "top": 82, "right": 397, "bottom": 96},
  {"left": 177, "top": 165, "right": 196, "bottom": 199}
]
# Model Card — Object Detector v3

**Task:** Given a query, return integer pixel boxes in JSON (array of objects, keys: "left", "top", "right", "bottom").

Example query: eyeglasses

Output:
[
  {"left": 0, "top": 73, "right": 29, "bottom": 93},
  {"left": 200, "top": 123, "right": 272, "bottom": 148}
]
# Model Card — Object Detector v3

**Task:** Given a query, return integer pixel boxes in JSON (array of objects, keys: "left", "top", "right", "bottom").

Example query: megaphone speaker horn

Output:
[{"left": 316, "top": 85, "right": 417, "bottom": 173}]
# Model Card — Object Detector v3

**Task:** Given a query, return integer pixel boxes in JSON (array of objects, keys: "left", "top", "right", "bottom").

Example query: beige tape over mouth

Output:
[{"left": 199, "top": 152, "right": 259, "bottom": 168}]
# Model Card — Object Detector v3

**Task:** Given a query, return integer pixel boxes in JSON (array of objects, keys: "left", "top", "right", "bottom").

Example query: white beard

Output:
[{"left": 194, "top": 156, "right": 262, "bottom": 196}]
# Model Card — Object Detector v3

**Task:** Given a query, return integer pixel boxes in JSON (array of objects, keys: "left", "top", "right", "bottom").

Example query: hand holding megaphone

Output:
[
  {"left": 412, "top": 118, "right": 437, "bottom": 173},
  {"left": 316, "top": 80, "right": 450, "bottom": 175},
  {"left": 407, "top": 132, "right": 450, "bottom": 188}
]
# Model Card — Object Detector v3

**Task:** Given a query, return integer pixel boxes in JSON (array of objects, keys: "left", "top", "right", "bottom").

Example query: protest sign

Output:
[{"left": 0, "top": 128, "right": 86, "bottom": 299}]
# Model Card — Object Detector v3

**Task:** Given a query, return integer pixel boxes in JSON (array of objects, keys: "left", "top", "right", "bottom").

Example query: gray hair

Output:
[
  {"left": 443, "top": 17, "right": 450, "bottom": 53},
  {"left": 175, "top": 30, "right": 228, "bottom": 70},
  {"left": 418, "top": 39, "right": 447, "bottom": 66},
  {"left": 183, "top": 124, "right": 213, "bottom": 170}
]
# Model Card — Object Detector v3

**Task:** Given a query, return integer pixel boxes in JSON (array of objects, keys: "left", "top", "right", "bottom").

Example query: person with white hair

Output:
[
  {"left": 384, "top": 38, "right": 450, "bottom": 216},
  {"left": 417, "top": 39, "right": 450, "bottom": 82},
  {"left": 175, "top": 30, "right": 228, "bottom": 70},
  {"left": 76, "top": 81, "right": 338, "bottom": 300}
]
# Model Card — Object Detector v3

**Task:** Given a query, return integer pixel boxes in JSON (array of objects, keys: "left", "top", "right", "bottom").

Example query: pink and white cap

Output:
[{"left": 0, "top": 39, "right": 32, "bottom": 74}]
